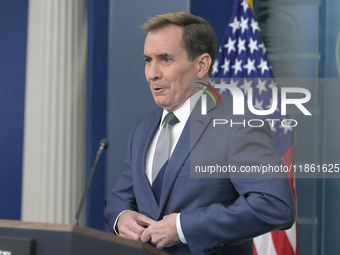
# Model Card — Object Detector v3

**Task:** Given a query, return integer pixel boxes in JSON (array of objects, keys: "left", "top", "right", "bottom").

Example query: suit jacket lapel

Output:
[
  {"left": 157, "top": 97, "right": 216, "bottom": 216},
  {"left": 136, "top": 109, "right": 162, "bottom": 215}
]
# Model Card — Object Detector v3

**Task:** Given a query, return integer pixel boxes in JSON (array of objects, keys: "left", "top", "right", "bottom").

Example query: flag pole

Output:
[{"left": 246, "top": 0, "right": 254, "bottom": 12}]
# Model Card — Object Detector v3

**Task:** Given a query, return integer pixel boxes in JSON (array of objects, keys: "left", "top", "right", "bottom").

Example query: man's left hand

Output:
[{"left": 140, "top": 213, "right": 180, "bottom": 249}]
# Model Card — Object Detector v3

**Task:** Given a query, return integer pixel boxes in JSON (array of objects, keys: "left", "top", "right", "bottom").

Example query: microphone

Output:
[{"left": 72, "top": 139, "right": 109, "bottom": 225}]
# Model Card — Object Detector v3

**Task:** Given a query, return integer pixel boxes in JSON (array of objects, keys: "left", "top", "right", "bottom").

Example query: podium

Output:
[{"left": 0, "top": 220, "right": 166, "bottom": 255}]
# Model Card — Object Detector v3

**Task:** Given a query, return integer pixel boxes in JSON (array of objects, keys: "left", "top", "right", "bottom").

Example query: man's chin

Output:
[
  {"left": 155, "top": 103, "right": 171, "bottom": 111},
  {"left": 154, "top": 101, "right": 175, "bottom": 112}
]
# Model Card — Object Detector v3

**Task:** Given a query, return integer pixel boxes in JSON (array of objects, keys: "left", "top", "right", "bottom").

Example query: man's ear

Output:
[{"left": 197, "top": 53, "right": 212, "bottom": 79}]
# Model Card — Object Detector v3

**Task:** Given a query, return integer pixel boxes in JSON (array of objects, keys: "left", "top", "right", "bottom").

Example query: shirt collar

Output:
[{"left": 160, "top": 90, "right": 203, "bottom": 127}]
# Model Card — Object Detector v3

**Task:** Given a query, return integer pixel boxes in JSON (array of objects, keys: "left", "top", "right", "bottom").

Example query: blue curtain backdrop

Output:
[
  {"left": 0, "top": 0, "right": 28, "bottom": 220},
  {"left": 86, "top": 0, "right": 109, "bottom": 230},
  {"left": 190, "top": 0, "right": 233, "bottom": 45}
]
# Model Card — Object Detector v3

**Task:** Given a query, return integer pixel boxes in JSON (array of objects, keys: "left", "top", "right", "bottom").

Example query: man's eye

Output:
[
  {"left": 144, "top": 58, "right": 152, "bottom": 63},
  {"left": 160, "top": 58, "right": 172, "bottom": 63}
]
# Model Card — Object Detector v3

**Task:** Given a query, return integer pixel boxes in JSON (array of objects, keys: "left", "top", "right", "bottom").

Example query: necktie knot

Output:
[{"left": 163, "top": 112, "right": 179, "bottom": 127}]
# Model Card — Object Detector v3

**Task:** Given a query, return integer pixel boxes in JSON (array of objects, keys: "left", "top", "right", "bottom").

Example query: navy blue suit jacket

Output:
[{"left": 104, "top": 95, "right": 295, "bottom": 254}]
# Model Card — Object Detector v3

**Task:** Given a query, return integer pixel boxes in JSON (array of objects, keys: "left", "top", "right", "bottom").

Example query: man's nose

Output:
[{"left": 146, "top": 61, "right": 162, "bottom": 81}]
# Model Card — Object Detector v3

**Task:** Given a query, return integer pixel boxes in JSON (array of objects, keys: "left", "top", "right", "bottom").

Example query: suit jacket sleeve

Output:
[
  {"left": 180, "top": 116, "right": 296, "bottom": 254},
  {"left": 104, "top": 124, "right": 138, "bottom": 232}
]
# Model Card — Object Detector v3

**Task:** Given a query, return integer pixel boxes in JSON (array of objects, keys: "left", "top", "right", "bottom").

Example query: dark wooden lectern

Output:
[{"left": 0, "top": 220, "right": 166, "bottom": 255}]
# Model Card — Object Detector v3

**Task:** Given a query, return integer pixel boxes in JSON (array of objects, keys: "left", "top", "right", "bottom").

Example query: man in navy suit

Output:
[{"left": 104, "top": 12, "right": 295, "bottom": 254}]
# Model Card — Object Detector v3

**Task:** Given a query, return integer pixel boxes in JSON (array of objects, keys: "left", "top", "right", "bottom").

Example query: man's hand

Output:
[
  {"left": 117, "top": 211, "right": 155, "bottom": 241},
  {"left": 141, "top": 213, "right": 180, "bottom": 249}
]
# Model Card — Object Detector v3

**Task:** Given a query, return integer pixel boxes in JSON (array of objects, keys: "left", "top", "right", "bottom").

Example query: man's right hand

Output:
[{"left": 117, "top": 211, "right": 156, "bottom": 241}]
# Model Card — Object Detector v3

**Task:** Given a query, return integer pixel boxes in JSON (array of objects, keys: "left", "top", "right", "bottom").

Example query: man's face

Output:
[{"left": 143, "top": 25, "right": 199, "bottom": 112}]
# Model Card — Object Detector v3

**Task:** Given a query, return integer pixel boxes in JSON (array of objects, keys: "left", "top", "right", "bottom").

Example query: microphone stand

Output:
[{"left": 72, "top": 139, "right": 109, "bottom": 225}]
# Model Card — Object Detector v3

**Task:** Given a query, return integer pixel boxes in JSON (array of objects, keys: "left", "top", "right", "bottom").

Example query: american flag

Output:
[{"left": 211, "top": 0, "right": 298, "bottom": 254}]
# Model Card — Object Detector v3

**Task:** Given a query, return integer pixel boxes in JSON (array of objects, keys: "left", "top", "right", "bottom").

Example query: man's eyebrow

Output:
[
  {"left": 156, "top": 53, "right": 174, "bottom": 58},
  {"left": 143, "top": 53, "right": 174, "bottom": 59}
]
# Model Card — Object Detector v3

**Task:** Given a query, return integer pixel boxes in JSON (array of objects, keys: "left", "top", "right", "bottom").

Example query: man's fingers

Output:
[
  {"left": 123, "top": 216, "right": 147, "bottom": 236},
  {"left": 140, "top": 228, "right": 151, "bottom": 243},
  {"left": 117, "top": 211, "right": 156, "bottom": 241},
  {"left": 117, "top": 210, "right": 180, "bottom": 248},
  {"left": 130, "top": 219, "right": 147, "bottom": 236},
  {"left": 119, "top": 219, "right": 147, "bottom": 240},
  {"left": 137, "top": 214, "right": 156, "bottom": 227},
  {"left": 119, "top": 227, "right": 141, "bottom": 241},
  {"left": 140, "top": 213, "right": 180, "bottom": 248}
]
